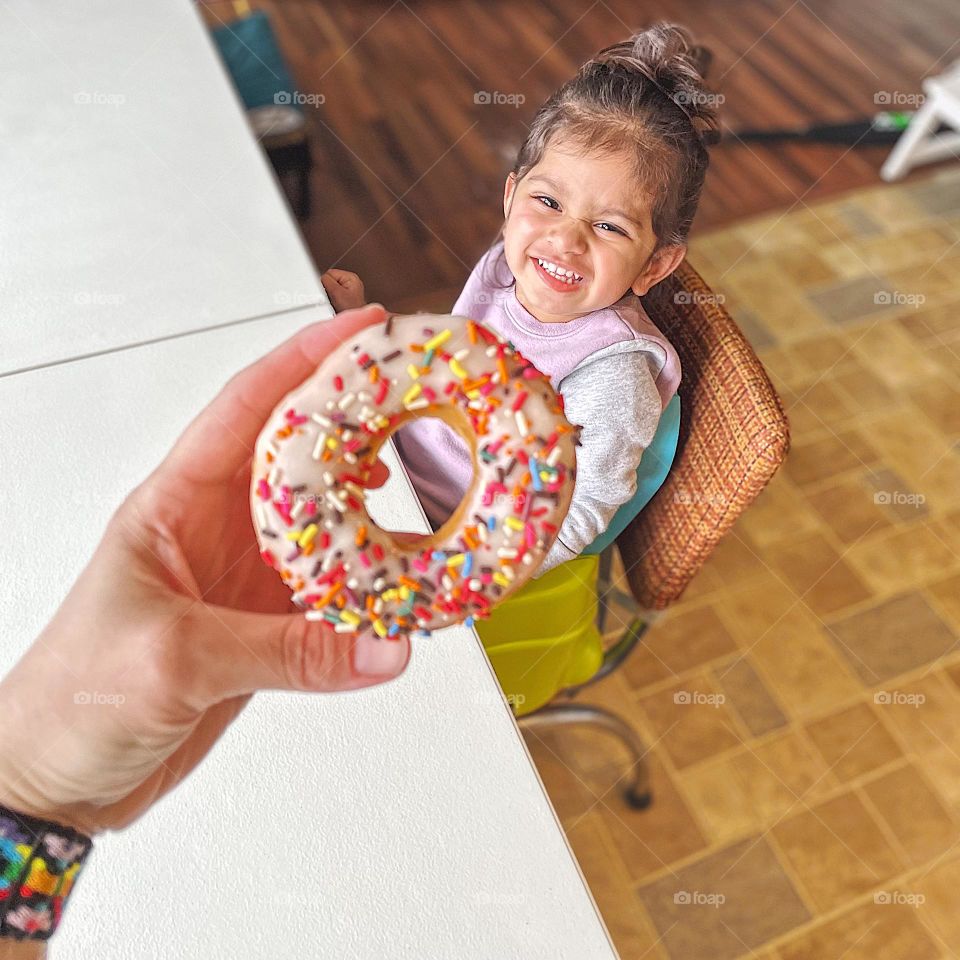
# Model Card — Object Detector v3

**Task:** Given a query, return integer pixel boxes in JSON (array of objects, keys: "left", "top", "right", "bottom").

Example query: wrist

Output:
[
  {"left": 0, "top": 755, "right": 96, "bottom": 839},
  {"left": 0, "top": 940, "right": 44, "bottom": 957},
  {"left": 0, "top": 941, "right": 44, "bottom": 957}
]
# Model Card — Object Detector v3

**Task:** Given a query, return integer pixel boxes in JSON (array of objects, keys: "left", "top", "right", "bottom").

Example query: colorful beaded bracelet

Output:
[{"left": 0, "top": 805, "right": 92, "bottom": 940}]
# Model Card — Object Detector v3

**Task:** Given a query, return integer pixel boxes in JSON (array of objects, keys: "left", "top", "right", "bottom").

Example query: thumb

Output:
[{"left": 182, "top": 603, "right": 411, "bottom": 704}]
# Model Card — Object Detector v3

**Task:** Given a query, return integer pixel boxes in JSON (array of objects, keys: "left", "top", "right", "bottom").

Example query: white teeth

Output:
[{"left": 536, "top": 258, "right": 583, "bottom": 284}]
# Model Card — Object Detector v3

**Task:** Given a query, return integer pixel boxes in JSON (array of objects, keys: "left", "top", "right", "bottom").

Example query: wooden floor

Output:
[{"left": 199, "top": 0, "right": 960, "bottom": 311}]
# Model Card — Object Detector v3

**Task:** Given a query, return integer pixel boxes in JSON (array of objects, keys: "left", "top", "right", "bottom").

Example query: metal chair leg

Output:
[{"left": 520, "top": 704, "right": 652, "bottom": 809}]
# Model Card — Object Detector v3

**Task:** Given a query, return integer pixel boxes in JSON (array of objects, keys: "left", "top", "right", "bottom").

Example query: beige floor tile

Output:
[
  {"left": 735, "top": 475, "right": 823, "bottom": 549},
  {"left": 829, "top": 223, "right": 956, "bottom": 275},
  {"left": 622, "top": 602, "right": 738, "bottom": 691},
  {"left": 638, "top": 674, "right": 744, "bottom": 769},
  {"left": 699, "top": 527, "right": 770, "bottom": 588},
  {"left": 872, "top": 673, "right": 960, "bottom": 756},
  {"left": 920, "top": 745, "right": 960, "bottom": 810},
  {"left": 730, "top": 730, "right": 836, "bottom": 824},
  {"left": 845, "top": 523, "right": 960, "bottom": 594},
  {"left": 784, "top": 428, "right": 882, "bottom": 488},
  {"left": 916, "top": 856, "right": 960, "bottom": 955},
  {"left": 825, "top": 593, "right": 958, "bottom": 686},
  {"left": 565, "top": 812, "right": 669, "bottom": 960},
  {"left": 831, "top": 360, "right": 901, "bottom": 415},
  {"left": 802, "top": 471, "right": 894, "bottom": 545},
  {"left": 851, "top": 323, "right": 947, "bottom": 390},
  {"left": 862, "top": 762, "right": 960, "bottom": 867},
  {"left": 771, "top": 792, "right": 905, "bottom": 913},
  {"left": 679, "top": 757, "right": 760, "bottom": 844},
  {"left": 804, "top": 701, "right": 903, "bottom": 782},
  {"left": 638, "top": 837, "right": 809, "bottom": 960},
  {"left": 927, "top": 572, "right": 960, "bottom": 631},
  {"left": 777, "top": 899, "right": 939, "bottom": 960},
  {"left": 780, "top": 379, "right": 859, "bottom": 437},
  {"left": 596, "top": 752, "right": 709, "bottom": 884},
  {"left": 788, "top": 330, "right": 860, "bottom": 374},
  {"left": 898, "top": 299, "right": 960, "bottom": 346},
  {"left": 716, "top": 577, "right": 861, "bottom": 718},
  {"left": 908, "top": 375, "right": 960, "bottom": 438},
  {"left": 763, "top": 531, "right": 873, "bottom": 618},
  {"left": 713, "top": 656, "right": 788, "bottom": 737}
]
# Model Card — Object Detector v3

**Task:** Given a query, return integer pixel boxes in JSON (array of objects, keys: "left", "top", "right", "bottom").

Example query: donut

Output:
[{"left": 249, "top": 312, "right": 578, "bottom": 639}]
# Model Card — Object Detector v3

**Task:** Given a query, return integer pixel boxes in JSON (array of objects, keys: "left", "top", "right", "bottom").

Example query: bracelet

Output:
[{"left": 0, "top": 805, "right": 93, "bottom": 941}]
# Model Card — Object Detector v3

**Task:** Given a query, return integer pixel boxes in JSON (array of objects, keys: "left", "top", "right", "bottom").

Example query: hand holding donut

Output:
[{"left": 0, "top": 305, "right": 411, "bottom": 839}]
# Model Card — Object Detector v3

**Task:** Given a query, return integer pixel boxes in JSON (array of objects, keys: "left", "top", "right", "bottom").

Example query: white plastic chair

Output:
[{"left": 882, "top": 59, "right": 960, "bottom": 181}]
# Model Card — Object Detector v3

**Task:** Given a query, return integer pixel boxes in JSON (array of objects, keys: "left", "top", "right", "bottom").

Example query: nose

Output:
[{"left": 547, "top": 215, "right": 587, "bottom": 256}]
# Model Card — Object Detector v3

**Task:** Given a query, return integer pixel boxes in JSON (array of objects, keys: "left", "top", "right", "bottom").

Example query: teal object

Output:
[
  {"left": 210, "top": 11, "right": 301, "bottom": 113},
  {"left": 583, "top": 392, "right": 681, "bottom": 556}
]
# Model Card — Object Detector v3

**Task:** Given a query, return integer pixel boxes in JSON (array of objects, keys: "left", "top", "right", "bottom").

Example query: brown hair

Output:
[{"left": 483, "top": 22, "right": 720, "bottom": 289}]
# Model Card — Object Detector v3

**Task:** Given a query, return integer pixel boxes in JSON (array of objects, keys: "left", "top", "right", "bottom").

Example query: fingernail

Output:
[{"left": 353, "top": 635, "right": 409, "bottom": 678}]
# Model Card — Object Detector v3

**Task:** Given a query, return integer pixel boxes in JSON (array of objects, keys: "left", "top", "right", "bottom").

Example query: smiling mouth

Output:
[{"left": 531, "top": 256, "right": 585, "bottom": 289}]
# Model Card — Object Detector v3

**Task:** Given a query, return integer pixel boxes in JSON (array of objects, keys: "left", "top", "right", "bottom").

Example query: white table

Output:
[
  {"left": 0, "top": 0, "right": 323, "bottom": 377},
  {"left": 0, "top": 3, "right": 618, "bottom": 958}
]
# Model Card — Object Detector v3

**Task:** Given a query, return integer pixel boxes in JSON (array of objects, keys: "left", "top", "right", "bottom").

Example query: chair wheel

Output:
[{"left": 625, "top": 788, "right": 652, "bottom": 810}]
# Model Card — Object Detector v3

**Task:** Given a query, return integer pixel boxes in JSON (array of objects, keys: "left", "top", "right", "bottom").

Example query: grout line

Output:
[{"left": 0, "top": 300, "right": 332, "bottom": 381}]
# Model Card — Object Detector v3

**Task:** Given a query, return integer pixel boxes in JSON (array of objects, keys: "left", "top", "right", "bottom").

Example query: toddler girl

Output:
[{"left": 324, "top": 23, "right": 721, "bottom": 576}]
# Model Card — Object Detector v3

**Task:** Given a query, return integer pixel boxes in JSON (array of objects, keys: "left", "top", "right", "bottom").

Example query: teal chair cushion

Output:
[
  {"left": 211, "top": 11, "right": 301, "bottom": 113},
  {"left": 582, "top": 392, "right": 681, "bottom": 556}
]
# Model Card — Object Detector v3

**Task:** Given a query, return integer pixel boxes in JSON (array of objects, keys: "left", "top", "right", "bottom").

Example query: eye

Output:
[
  {"left": 597, "top": 222, "right": 627, "bottom": 236},
  {"left": 533, "top": 194, "right": 560, "bottom": 210}
]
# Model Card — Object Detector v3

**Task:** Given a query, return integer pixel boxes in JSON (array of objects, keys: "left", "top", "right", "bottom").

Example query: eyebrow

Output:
[{"left": 526, "top": 175, "right": 645, "bottom": 229}]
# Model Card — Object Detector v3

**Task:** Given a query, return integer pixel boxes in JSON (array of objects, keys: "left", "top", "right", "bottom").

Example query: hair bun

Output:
[{"left": 585, "top": 23, "right": 722, "bottom": 146}]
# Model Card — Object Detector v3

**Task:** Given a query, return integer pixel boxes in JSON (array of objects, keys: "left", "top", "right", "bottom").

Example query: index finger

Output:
[{"left": 159, "top": 303, "right": 390, "bottom": 487}]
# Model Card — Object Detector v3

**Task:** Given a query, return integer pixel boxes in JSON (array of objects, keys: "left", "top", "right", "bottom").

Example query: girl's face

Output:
[{"left": 502, "top": 139, "right": 685, "bottom": 323}]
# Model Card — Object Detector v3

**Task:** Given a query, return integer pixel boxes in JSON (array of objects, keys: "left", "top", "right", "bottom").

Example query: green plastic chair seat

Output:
[{"left": 476, "top": 394, "right": 681, "bottom": 715}]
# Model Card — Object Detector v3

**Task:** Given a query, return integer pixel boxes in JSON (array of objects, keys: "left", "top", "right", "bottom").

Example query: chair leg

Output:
[{"left": 520, "top": 704, "right": 652, "bottom": 809}]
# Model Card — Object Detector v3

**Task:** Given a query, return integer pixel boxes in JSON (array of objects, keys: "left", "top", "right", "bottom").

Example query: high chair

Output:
[{"left": 475, "top": 260, "right": 791, "bottom": 809}]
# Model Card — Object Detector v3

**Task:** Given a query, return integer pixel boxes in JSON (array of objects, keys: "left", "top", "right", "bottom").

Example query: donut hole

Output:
[
  {"left": 366, "top": 411, "right": 477, "bottom": 551},
  {"left": 392, "top": 415, "right": 474, "bottom": 530}
]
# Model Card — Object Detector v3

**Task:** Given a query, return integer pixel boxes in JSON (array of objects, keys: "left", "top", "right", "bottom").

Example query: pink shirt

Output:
[{"left": 393, "top": 240, "right": 682, "bottom": 568}]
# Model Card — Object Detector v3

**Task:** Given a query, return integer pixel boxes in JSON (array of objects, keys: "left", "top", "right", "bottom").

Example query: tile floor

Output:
[{"left": 522, "top": 166, "right": 960, "bottom": 959}]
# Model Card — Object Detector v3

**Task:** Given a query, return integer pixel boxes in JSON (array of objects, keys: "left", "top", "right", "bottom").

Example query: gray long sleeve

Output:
[{"left": 535, "top": 347, "right": 664, "bottom": 577}]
